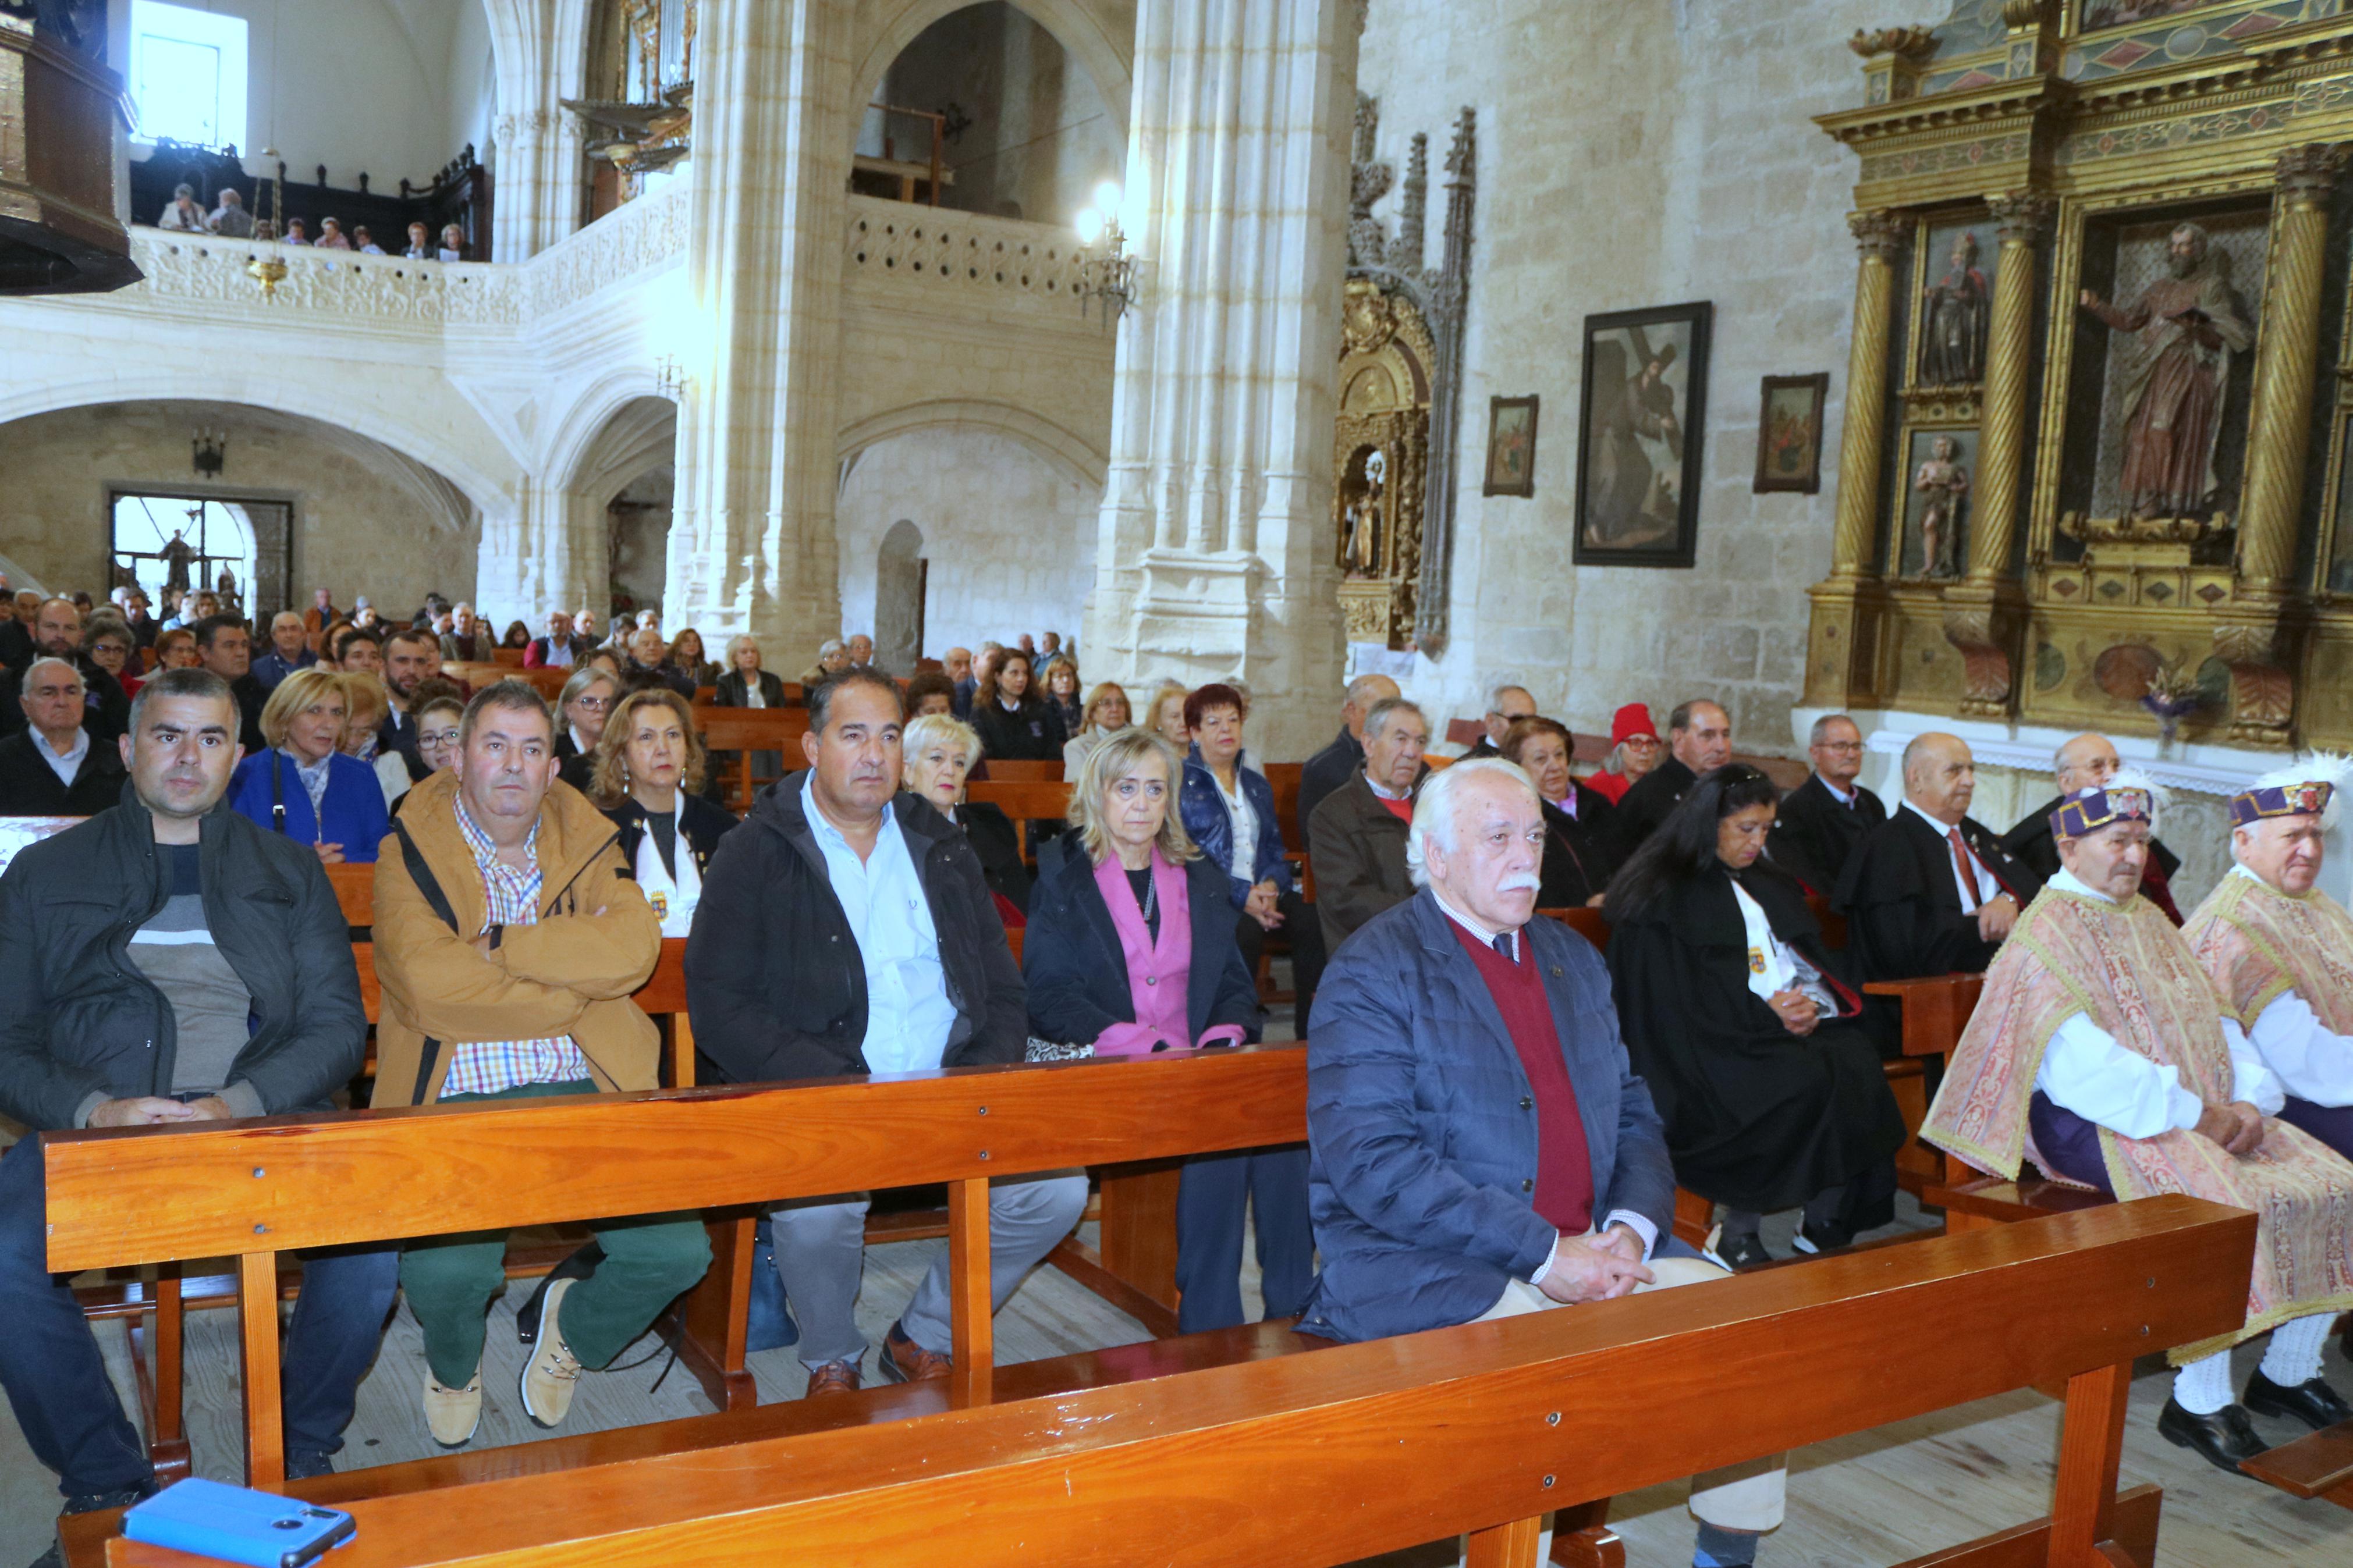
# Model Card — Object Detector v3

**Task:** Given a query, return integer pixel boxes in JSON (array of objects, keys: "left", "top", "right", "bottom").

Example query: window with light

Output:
[{"left": 129, "top": 1, "right": 249, "bottom": 150}]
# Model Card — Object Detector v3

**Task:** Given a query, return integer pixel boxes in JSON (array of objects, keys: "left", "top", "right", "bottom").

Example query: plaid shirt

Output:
[{"left": 437, "top": 801, "right": 594, "bottom": 1097}]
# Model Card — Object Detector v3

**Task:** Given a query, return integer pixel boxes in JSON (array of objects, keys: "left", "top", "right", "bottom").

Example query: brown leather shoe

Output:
[
  {"left": 804, "top": 1359, "right": 863, "bottom": 1397},
  {"left": 879, "top": 1322, "right": 954, "bottom": 1382}
]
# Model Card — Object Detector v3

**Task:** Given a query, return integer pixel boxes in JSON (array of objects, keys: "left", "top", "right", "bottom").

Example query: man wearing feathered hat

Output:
[{"left": 1922, "top": 770, "right": 2353, "bottom": 1476}]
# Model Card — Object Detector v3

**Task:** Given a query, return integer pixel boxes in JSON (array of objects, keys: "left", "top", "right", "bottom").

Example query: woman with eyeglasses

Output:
[{"left": 554, "top": 667, "right": 620, "bottom": 793}]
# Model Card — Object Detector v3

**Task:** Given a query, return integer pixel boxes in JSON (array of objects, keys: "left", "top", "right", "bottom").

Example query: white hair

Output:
[
  {"left": 1486, "top": 681, "right": 1532, "bottom": 714},
  {"left": 1406, "top": 758, "right": 1537, "bottom": 888}
]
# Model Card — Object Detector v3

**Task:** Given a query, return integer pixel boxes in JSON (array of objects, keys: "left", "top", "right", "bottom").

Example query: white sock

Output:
[
  {"left": 2260, "top": 1314, "right": 2334, "bottom": 1389},
  {"left": 2174, "top": 1349, "right": 2234, "bottom": 1415}
]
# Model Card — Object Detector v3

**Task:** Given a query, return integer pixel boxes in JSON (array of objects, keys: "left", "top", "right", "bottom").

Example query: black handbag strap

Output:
[
  {"left": 391, "top": 817, "right": 460, "bottom": 1104},
  {"left": 268, "top": 752, "right": 286, "bottom": 834}
]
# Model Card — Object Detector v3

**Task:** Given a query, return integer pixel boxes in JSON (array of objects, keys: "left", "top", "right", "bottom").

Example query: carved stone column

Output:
[
  {"left": 1827, "top": 212, "right": 1906, "bottom": 580},
  {"left": 1802, "top": 212, "right": 1905, "bottom": 710},
  {"left": 1081, "top": 0, "right": 1361, "bottom": 758},
  {"left": 661, "top": 0, "right": 855, "bottom": 652},
  {"left": 2214, "top": 143, "right": 2344, "bottom": 748},
  {"left": 2240, "top": 143, "right": 2345, "bottom": 594}
]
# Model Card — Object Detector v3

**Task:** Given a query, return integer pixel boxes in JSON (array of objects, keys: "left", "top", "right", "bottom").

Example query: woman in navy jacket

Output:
[
  {"left": 1176, "top": 683, "right": 1326, "bottom": 1019},
  {"left": 226, "top": 667, "right": 389, "bottom": 863},
  {"left": 1025, "top": 727, "right": 1311, "bottom": 1332}
]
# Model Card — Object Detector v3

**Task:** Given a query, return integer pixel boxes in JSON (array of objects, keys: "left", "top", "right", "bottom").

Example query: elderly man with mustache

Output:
[{"left": 1299, "top": 757, "right": 1787, "bottom": 1568}]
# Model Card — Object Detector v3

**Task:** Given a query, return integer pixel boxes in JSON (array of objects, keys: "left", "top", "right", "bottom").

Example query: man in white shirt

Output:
[
  {"left": 156, "top": 184, "right": 206, "bottom": 232},
  {"left": 686, "top": 670, "right": 1086, "bottom": 1397},
  {"left": 0, "top": 659, "right": 124, "bottom": 815},
  {"left": 1925, "top": 778, "right": 2353, "bottom": 1474}
]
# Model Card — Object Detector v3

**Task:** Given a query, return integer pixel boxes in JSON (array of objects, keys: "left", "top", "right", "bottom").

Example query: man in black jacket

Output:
[
  {"left": 1834, "top": 731, "right": 2042, "bottom": 984},
  {"left": 1296, "top": 672, "right": 1399, "bottom": 839},
  {"left": 0, "top": 658, "right": 126, "bottom": 815},
  {"left": 0, "top": 670, "right": 397, "bottom": 1560},
  {"left": 1607, "top": 698, "right": 1731, "bottom": 864},
  {"left": 191, "top": 613, "right": 268, "bottom": 755},
  {"left": 1766, "top": 713, "right": 1884, "bottom": 896},
  {"left": 2000, "top": 731, "right": 2185, "bottom": 923},
  {"left": 0, "top": 598, "right": 130, "bottom": 746},
  {"left": 1460, "top": 682, "right": 1535, "bottom": 760},
  {"left": 686, "top": 670, "right": 1085, "bottom": 1398}
]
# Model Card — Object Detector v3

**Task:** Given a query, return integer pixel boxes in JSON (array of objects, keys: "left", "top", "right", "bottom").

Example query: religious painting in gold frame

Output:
[
  {"left": 1482, "top": 396, "right": 1538, "bottom": 499},
  {"left": 1754, "top": 373, "right": 1828, "bottom": 495}
]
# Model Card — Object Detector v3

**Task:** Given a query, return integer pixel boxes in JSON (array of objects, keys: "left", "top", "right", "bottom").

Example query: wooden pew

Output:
[
  {"left": 44, "top": 1047, "right": 1308, "bottom": 1495},
  {"left": 444, "top": 662, "right": 567, "bottom": 699},
  {"left": 964, "top": 779, "right": 1071, "bottom": 865},
  {"left": 691, "top": 706, "right": 808, "bottom": 810},
  {"left": 64, "top": 1199, "right": 2258, "bottom": 1568},
  {"left": 979, "top": 759, "right": 1062, "bottom": 782},
  {"left": 491, "top": 648, "right": 526, "bottom": 667},
  {"left": 1264, "top": 760, "right": 1304, "bottom": 849},
  {"left": 1864, "top": 973, "right": 1983, "bottom": 1199}
]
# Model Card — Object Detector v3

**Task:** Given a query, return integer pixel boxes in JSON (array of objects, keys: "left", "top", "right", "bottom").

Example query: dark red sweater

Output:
[{"left": 1451, "top": 918, "right": 1594, "bottom": 1234}]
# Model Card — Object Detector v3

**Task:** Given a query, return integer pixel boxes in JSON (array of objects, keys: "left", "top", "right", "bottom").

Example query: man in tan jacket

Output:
[{"left": 373, "top": 681, "right": 708, "bottom": 1446}]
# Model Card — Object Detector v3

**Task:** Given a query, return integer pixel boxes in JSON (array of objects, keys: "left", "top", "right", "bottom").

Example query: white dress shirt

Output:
[
  {"left": 2223, "top": 865, "right": 2353, "bottom": 1107},
  {"left": 2033, "top": 869, "right": 2287, "bottom": 1137},
  {"left": 1213, "top": 769, "right": 1259, "bottom": 884},
  {"left": 1903, "top": 798, "right": 1999, "bottom": 911},
  {"left": 803, "top": 776, "right": 958, "bottom": 1076},
  {"left": 1429, "top": 891, "right": 1659, "bottom": 1270},
  {"left": 36, "top": 727, "right": 88, "bottom": 790}
]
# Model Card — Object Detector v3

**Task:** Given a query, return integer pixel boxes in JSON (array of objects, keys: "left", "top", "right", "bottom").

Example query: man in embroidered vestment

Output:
[{"left": 1923, "top": 777, "right": 2353, "bottom": 1475}]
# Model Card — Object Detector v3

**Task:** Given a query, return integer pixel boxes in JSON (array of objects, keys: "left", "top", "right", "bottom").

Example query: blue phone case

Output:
[{"left": 123, "top": 1478, "right": 356, "bottom": 1568}]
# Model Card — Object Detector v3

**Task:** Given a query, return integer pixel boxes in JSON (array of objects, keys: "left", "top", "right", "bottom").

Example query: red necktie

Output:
[{"left": 1948, "top": 827, "right": 1981, "bottom": 912}]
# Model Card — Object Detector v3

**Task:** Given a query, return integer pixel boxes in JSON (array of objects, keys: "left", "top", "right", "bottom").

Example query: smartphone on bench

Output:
[{"left": 124, "top": 1478, "right": 356, "bottom": 1568}]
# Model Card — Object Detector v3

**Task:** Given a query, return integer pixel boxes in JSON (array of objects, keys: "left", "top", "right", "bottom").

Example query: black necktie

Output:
[{"left": 1492, "top": 933, "right": 1514, "bottom": 962}]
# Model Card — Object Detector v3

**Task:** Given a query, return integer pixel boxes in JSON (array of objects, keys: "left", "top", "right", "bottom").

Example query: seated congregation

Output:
[{"left": 2, "top": 591, "right": 2350, "bottom": 1567}]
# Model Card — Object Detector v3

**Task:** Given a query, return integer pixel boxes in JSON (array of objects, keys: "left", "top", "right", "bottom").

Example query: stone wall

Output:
[
  {"left": 0, "top": 401, "right": 478, "bottom": 621},
  {"left": 835, "top": 426, "right": 1099, "bottom": 666},
  {"left": 1355, "top": 0, "right": 1888, "bottom": 759}
]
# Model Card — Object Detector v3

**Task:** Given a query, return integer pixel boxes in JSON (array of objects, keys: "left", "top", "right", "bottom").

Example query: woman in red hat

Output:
[{"left": 1588, "top": 702, "right": 1663, "bottom": 805}]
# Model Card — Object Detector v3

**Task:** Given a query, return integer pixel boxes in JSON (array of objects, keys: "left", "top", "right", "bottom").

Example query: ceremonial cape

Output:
[
  {"left": 1923, "top": 883, "right": 2353, "bottom": 1360},
  {"left": 2182, "top": 870, "right": 2353, "bottom": 1033}
]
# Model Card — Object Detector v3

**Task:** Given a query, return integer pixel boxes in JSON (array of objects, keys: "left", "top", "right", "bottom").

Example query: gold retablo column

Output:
[
  {"left": 2240, "top": 143, "right": 2346, "bottom": 595},
  {"left": 1965, "top": 191, "right": 2052, "bottom": 582},
  {"left": 1829, "top": 212, "right": 1907, "bottom": 579}
]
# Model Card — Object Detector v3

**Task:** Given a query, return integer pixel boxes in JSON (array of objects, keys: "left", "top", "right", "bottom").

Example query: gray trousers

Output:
[{"left": 770, "top": 1172, "right": 1089, "bottom": 1368}]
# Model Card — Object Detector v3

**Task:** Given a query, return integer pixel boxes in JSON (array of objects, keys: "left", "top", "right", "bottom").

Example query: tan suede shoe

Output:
[
  {"left": 421, "top": 1370, "right": 481, "bottom": 1447},
  {"left": 519, "top": 1275, "right": 584, "bottom": 1428}
]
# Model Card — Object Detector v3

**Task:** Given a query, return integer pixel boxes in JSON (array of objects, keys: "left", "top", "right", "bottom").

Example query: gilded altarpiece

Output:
[{"left": 1809, "top": 0, "right": 2353, "bottom": 750}]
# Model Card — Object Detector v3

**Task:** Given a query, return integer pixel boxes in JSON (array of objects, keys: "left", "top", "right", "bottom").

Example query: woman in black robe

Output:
[{"left": 1603, "top": 764, "right": 1905, "bottom": 1268}]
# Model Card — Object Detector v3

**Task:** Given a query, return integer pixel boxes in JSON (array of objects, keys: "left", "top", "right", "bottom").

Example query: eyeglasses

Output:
[
  {"left": 1817, "top": 741, "right": 1864, "bottom": 753},
  {"left": 574, "top": 696, "right": 612, "bottom": 713}
]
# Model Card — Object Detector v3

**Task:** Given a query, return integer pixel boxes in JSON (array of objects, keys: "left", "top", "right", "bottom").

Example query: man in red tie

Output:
[{"left": 1834, "top": 731, "right": 2045, "bottom": 986}]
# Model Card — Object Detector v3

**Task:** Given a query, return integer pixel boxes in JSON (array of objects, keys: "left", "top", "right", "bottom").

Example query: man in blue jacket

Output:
[
  {"left": 0, "top": 669, "right": 397, "bottom": 1565},
  {"left": 1301, "top": 758, "right": 1786, "bottom": 1568}
]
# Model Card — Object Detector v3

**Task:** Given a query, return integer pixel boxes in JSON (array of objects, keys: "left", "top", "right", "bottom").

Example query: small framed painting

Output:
[
  {"left": 1754, "top": 373, "right": 1829, "bottom": 495},
  {"left": 1482, "top": 395, "right": 1540, "bottom": 498},
  {"left": 1573, "top": 300, "right": 1713, "bottom": 568}
]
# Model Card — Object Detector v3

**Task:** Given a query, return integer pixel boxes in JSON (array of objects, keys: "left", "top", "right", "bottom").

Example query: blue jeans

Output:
[
  {"left": 0, "top": 1134, "right": 399, "bottom": 1497},
  {"left": 1174, "top": 1145, "right": 1316, "bottom": 1333}
]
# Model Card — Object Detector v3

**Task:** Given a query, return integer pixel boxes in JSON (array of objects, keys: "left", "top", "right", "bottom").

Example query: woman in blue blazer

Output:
[
  {"left": 1024, "top": 727, "right": 1312, "bottom": 1333},
  {"left": 228, "top": 668, "right": 389, "bottom": 863},
  {"left": 1176, "top": 684, "right": 1326, "bottom": 1018}
]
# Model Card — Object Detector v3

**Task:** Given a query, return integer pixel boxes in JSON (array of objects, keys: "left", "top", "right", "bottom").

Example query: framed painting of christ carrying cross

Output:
[{"left": 1573, "top": 300, "right": 1712, "bottom": 568}]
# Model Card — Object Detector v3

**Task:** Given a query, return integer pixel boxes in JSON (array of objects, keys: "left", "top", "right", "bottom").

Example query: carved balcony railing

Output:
[{"left": 843, "top": 196, "right": 1091, "bottom": 316}]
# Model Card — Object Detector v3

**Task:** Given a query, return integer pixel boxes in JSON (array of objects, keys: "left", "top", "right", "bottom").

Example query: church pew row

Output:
[
  {"left": 42, "top": 1047, "right": 1308, "bottom": 1496},
  {"left": 63, "top": 1197, "right": 2258, "bottom": 1568}
]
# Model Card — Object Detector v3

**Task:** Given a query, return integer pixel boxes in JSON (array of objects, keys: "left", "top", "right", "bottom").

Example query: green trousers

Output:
[{"left": 398, "top": 1080, "right": 712, "bottom": 1388}]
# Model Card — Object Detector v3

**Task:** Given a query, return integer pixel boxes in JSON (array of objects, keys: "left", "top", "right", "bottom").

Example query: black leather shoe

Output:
[
  {"left": 33, "top": 1484, "right": 159, "bottom": 1568},
  {"left": 1715, "top": 1232, "right": 1773, "bottom": 1270},
  {"left": 517, "top": 1241, "right": 604, "bottom": 1345},
  {"left": 283, "top": 1449, "right": 337, "bottom": 1482},
  {"left": 2157, "top": 1396, "right": 2268, "bottom": 1474},
  {"left": 2245, "top": 1368, "right": 2353, "bottom": 1432},
  {"left": 1791, "top": 1221, "right": 1853, "bottom": 1256}
]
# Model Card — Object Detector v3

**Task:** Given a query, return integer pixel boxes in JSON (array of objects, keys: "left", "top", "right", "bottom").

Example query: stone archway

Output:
[{"left": 874, "top": 518, "right": 926, "bottom": 673}]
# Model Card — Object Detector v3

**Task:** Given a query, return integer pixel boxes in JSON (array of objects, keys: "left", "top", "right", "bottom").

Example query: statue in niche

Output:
[
  {"left": 1914, "top": 435, "right": 1969, "bottom": 579},
  {"left": 214, "top": 566, "right": 242, "bottom": 614},
  {"left": 160, "top": 530, "right": 195, "bottom": 595},
  {"left": 1919, "top": 230, "right": 1989, "bottom": 386},
  {"left": 1343, "top": 449, "right": 1387, "bottom": 578},
  {"left": 2077, "top": 222, "right": 2254, "bottom": 520}
]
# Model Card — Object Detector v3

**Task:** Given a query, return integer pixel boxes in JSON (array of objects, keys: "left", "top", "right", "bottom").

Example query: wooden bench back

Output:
[
  {"left": 963, "top": 780, "right": 1072, "bottom": 821},
  {"left": 980, "top": 759, "right": 1063, "bottom": 783},
  {"left": 169, "top": 1199, "right": 2252, "bottom": 1568},
  {"left": 445, "top": 662, "right": 567, "bottom": 698},
  {"left": 1264, "top": 761, "right": 1303, "bottom": 849},
  {"left": 691, "top": 706, "right": 810, "bottom": 749}
]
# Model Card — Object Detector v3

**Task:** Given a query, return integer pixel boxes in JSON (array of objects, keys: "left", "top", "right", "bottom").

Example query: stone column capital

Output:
[
  {"left": 2276, "top": 143, "right": 2350, "bottom": 206},
  {"left": 1849, "top": 210, "right": 1907, "bottom": 262},
  {"left": 1988, "top": 190, "right": 2054, "bottom": 245}
]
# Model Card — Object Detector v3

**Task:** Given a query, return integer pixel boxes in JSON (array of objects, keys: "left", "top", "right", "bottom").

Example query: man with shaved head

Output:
[
  {"left": 1834, "top": 731, "right": 2042, "bottom": 986},
  {"left": 2001, "top": 731, "right": 2184, "bottom": 924}
]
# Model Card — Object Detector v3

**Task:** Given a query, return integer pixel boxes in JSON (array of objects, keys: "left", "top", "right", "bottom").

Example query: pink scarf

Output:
[{"left": 1091, "top": 848, "right": 1244, "bottom": 1056}]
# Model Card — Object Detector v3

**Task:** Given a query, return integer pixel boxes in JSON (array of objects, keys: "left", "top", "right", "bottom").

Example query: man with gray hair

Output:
[
  {"left": 1303, "top": 758, "right": 1787, "bottom": 1568},
  {"left": 205, "top": 186, "right": 253, "bottom": 237},
  {"left": 1308, "top": 696, "right": 1431, "bottom": 950},
  {"left": 0, "top": 659, "right": 126, "bottom": 814},
  {"left": 157, "top": 183, "right": 206, "bottom": 232},
  {"left": 1298, "top": 672, "right": 1401, "bottom": 834},
  {"left": 2000, "top": 731, "right": 2184, "bottom": 923},
  {"left": 1764, "top": 713, "right": 1883, "bottom": 896},
  {"left": 251, "top": 611, "right": 318, "bottom": 692},
  {"left": 1463, "top": 682, "right": 1537, "bottom": 760}
]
